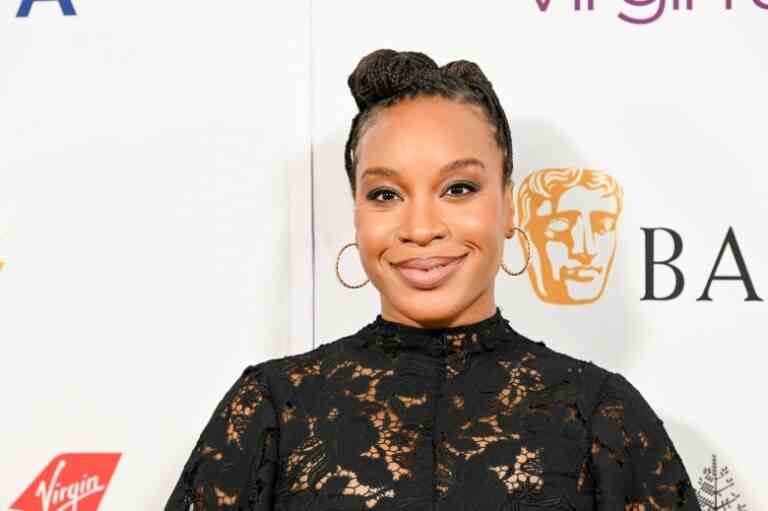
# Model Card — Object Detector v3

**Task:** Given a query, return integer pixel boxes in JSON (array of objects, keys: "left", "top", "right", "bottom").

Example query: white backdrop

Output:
[
  {"left": 0, "top": 0, "right": 312, "bottom": 508},
  {"left": 1, "top": 0, "right": 766, "bottom": 509}
]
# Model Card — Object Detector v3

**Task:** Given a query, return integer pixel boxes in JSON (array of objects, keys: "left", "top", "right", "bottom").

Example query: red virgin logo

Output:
[{"left": 9, "top": 453, "right": 121, "bottom": 511}]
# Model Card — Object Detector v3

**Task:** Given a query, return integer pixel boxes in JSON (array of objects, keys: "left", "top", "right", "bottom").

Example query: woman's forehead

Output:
[{"left": 356, "top": 97, "right": 499, "bottom": 170}]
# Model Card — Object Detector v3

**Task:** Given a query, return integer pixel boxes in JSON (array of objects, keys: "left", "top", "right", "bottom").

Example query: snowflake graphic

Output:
[{"left": 696, "top": 454, "right": 747, "bottom": 511}]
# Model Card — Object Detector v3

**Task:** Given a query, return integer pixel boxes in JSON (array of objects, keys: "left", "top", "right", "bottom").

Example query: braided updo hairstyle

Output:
[{"left": 345, "top": 49, "right": 514, "bottom": 198}]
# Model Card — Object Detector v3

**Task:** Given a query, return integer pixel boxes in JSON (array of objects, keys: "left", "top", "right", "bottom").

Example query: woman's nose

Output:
[{"left": 398, "top": 197, "right": 448, "bottom": 245}]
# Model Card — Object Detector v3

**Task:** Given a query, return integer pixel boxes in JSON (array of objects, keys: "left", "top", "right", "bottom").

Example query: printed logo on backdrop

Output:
[
  {"left": 513, "top": 168, "right": 762, "bottom": 304},
  {"left": 9, "top": 453, "right": 121, "bottom": 511},
  {"left": 696, "top": 454, "right": 750, "bottom": 510},
  {"left": 515, "top": 168, "right": 621, "bottom": 305},
  {"left": 534, "top": 0, "right": 768, "bottom": 24},
  {"left": 16, "top": 0, "right": 76, "bottom": 17}
]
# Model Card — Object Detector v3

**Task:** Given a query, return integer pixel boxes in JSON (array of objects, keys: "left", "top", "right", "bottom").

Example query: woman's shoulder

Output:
[
  {"left": 238, "top": 335, "right": 349, "bottom": 393},
  {"left": 508, "top": 329, "right": 654, "bottom": 419},
  {"left": 508, "top": 329, "right": 613, "bottom": 381}
]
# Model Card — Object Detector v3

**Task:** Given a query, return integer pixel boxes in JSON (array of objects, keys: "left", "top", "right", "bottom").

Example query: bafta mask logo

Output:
[{"left": 515, "top": 168, "right": 623, "bottom": 305}]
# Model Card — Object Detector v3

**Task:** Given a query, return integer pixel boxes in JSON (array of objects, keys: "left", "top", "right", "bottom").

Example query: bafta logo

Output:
[{"left": 515, "top": 168, "right": 623, "bottom": 305}]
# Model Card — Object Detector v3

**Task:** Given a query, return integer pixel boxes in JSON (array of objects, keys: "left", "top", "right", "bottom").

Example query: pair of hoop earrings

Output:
[{"left": 335, "top": 227, "right": 532, "bottom": 289}]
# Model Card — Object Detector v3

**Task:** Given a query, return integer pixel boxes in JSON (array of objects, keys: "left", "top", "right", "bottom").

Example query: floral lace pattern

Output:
[
  {"left": 164, "top": 307, "right": 701, "bottom": 510},
  {"left": 164, "top": 365, "right": 279, "bottom": 510}
]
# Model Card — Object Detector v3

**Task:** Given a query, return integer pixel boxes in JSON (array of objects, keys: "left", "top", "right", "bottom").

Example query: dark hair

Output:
[{"left": 344, "top": 49, "right": 514, "bottom": 197}]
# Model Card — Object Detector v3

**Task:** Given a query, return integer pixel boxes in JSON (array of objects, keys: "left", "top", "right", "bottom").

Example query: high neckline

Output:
[{"left": 355, "top": 306, "right": 519, "bottom": 358}]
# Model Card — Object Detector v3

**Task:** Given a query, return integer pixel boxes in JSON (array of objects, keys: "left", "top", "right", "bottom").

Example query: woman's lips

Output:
[{"left": 393, "top": 254, "right": 468, "bottom": 290}]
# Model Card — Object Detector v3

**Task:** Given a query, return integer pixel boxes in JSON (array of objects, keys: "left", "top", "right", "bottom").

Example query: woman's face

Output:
[{"left": 353, "top": 95, "right": 515, "bottom": 328}]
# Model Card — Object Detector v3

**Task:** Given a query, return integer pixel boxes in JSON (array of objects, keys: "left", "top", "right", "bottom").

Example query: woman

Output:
[{"left": 164, "top": 49, "right": 701, "bottom": 510}]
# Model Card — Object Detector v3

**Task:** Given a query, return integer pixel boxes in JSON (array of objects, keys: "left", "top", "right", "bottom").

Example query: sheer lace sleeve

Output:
[
  {"left": 164, "top": 362, "right": 279, "bottom": 510},
  {"left": 589, "top": 372, "right": 701, "bottom": 510}
]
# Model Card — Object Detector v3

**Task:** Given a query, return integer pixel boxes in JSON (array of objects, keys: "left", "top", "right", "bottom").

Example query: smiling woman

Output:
[
  {"left": 350, "top": 92, "right": 512, "bottom": 326},
  {"left": 163, "top": 49, "right": 702, "bottom": 510}
]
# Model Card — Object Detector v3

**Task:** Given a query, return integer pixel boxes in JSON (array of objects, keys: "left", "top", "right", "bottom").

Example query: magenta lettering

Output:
[{"left": 532, "top": 0, "right": 767, "bottom": 23}]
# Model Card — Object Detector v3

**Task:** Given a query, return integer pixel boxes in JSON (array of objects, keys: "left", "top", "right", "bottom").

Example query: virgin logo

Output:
[{"left": 10, "top": 453, "right": 121, "bottom": 511}]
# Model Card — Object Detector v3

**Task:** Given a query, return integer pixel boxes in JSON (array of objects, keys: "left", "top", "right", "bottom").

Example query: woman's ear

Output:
[{"left": 504, "top": 180, "right": 516, "bottom": 236}]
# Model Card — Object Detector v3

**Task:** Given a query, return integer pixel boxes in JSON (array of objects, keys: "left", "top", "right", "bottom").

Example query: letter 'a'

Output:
[{"left": 16, "top": 0, "right": 76, "bottom": 17}]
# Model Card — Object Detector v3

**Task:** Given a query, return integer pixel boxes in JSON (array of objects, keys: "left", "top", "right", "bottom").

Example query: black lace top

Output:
[{"left": 164, "top": 307, "right": 701, "bottom": 510}]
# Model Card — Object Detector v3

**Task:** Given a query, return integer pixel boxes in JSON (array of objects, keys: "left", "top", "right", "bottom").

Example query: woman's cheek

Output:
[{"left": 356, "top": 234, "right": 387, "bottom": 285}]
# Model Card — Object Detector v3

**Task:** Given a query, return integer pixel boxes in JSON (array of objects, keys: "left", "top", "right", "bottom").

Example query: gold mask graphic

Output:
[{"left": 515, "top": 168, "right": 623, "bottom": 304}]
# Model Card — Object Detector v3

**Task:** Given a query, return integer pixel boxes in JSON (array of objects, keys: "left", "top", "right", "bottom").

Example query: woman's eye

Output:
[
  {"left": 367, "top": 188, "right": 400, "bottom": 202},
  {"left": 366, "top": 182, "right": 478, "bottom": 203},
  {"left": 445, "top": 182, "right": 478, "bottom": 197}
]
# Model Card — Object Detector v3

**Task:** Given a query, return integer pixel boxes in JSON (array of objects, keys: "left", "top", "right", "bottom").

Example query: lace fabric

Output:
[
  {"left": 164, "top": 364, "right": 280, "bottom": 510},
  {"left": 164, "top": 307, "right": 701, "bottom": 510}
]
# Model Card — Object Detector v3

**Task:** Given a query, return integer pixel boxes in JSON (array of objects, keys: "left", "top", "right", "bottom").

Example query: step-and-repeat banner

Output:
[{"left": 1, "top": 1, "right": 765, "bottom": 509}]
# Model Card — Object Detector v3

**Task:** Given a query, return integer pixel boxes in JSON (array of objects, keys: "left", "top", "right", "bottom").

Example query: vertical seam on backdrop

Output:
[{"left": 309, "top": 0, "right": 316, "bottom": 350}]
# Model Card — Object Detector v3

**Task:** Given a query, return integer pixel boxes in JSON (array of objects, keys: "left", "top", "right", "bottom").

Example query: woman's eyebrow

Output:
[{"left": 360, "top": 157, "right": 486, "bottom": 182}]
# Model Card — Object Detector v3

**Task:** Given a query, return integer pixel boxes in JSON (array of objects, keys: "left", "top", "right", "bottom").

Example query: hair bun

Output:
[
  {"left": 347, "top": 49, "right": 440, "bottom": 111},
  {"left": 441, "top": 60, "right": 493, "bottom": 89}
]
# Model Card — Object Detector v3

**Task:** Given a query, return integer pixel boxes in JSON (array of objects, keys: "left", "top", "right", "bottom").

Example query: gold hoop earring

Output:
[
  {"left": 500, "top": 227, "right": 532, "bottom": 276},
  {"left": 335, "top": 242, "right": 370, "bottom": 289}
]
